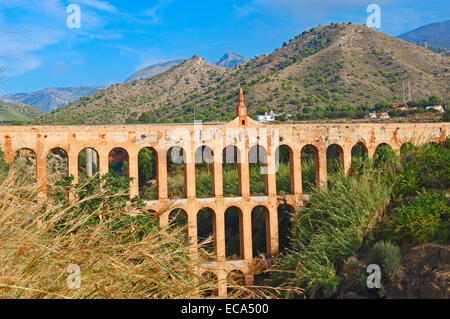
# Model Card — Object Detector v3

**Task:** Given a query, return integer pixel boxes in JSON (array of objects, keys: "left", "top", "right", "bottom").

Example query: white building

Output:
[
  {"left": 426, "top": 105, "right": 444, "bottom": 113},
  {"left": 257, "top": 110, "right": 278, "bottom": 123}
]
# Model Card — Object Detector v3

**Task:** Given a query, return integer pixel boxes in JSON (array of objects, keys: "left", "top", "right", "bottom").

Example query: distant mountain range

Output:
[
  {"left": 125, "top": 59, "right": 185, "bottom": 82},
  {"left": 0, "top": 86, "right": 103, "bottom": 112},
  {"left": 40, "top": 23, "right": 449, "bottom": 125},
  {"left": 216, "top": 52, "right": 248, "bottom": 68},
  {"left": 398, "top": 20, "right": 450, "bottom": 50},
  {"left": 125, "top": 52, "right": 247, "bottom": 83}
]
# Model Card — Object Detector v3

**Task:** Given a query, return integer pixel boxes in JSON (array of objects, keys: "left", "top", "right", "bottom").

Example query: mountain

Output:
[
  {"left": 125, "top": 59, "right": 185, "bottom": 82},
  {"left": 398, "top": 20, "right": 450, "bottom": 49},
  {"left": 40, "top": 23, "right": 450, "bottom": 125},
  {"left": 216, "top": 52, "right": 248, "bottom": 68},
  {"left": 0, "top": 86, "right": 103, "bottom": 112},
  {"left": 0, "top": 100, "right": 45, "bottom": 123}
]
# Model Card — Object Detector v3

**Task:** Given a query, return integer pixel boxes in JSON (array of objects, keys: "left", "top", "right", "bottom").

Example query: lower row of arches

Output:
[{"left": 168, "top": 204, "right": 295, "bottom": 260}]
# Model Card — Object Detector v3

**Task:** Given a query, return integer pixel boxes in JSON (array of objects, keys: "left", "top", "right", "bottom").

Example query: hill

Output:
[
  {"left": 125, "top": 59, "right": 185, "bottom": 82},
  {"left": 0, "top": 100, "right": 45, "bottom": 122},
  {"left": 40, "top": 23, "right": 450, "bottom": 125},
  {"left": 398, "top": 20, "right": 450, "bottom": 49},
  {"left": 216, "top": 52, "right": 248, "bottom": 68},
  {"left": 1, "top": 86, "right": 103, "bottom": 112}
]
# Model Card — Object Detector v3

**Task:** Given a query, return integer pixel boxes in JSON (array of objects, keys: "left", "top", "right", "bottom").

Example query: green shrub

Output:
[
  {"left": 271, "top": 162, "right": 392, "bottom": 298},
  {"left": 368, "top": 241, "right": 401, "bottom": 279},
  {"left": 393, "top": 191, "right": 449, "bottom": 243}
]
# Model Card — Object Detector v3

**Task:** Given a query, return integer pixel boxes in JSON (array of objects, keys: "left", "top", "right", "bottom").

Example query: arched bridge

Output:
[{"left": 1, "top": 93, "right": 448, "bottom": 296}]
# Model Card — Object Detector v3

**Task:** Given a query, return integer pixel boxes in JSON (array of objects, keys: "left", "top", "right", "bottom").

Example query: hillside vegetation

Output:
[
  {"left": 40, "top": 23, "right": 449, "bottom": 125},
  {"left": 0, "top": 100, "right": 45, "bottom": 122}
]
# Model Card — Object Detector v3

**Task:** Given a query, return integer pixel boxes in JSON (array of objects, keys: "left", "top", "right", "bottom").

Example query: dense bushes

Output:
[
  {"left": 272, "top": 138, "right": 449, "bottom": 298},
  {"left": 393, "top": 191, "right": 449, "bottom": 243},
  {"left": 368, "top": 241, "right": 401, "bottom": 279},
  {"left": 271, "top": 166, "right": 392, "bottom": 297}
]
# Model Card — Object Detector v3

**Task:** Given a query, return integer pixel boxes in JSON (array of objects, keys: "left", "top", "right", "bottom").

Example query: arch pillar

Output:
[
  {"left": 157, "top": 149, "right": 168, "bottom": 200},
  {"left": 36, "top": 148, "right": 47, "bottom": 200},
  {"left": 239, "top": 146, "right": 250, "bottom": 197},
  {"left": 128, "top": 148, "right": 139, "bottom": 198},
  {"left": 343, "top": 146, "right": 353, "bottom": 177},
  {"left": 217, "top": 269, "right": 228, "bottom": 297},
  {"left": 185, "top": 145, "right": 196, "bottom": 199},
  {"left": 215, "top": 208, "right": 226, "bottom": 262},
  {"left": 241, "top": 207, "right": 252, "bottom": 260},
  {"left": 98, "top": 149, "right": 109, "bottom": 177},
  {"left": 265, "top": 148, "right": 277, "bottom": 196},
  {"left": 212, "top": 148, "right": 223, "bottom": 197},
  {"left": 267, "top": 205, "right": 279, "bottom": 257},
  {"left": 67, "top": 149, "right": 79, "bottom": 185},
  {"left": 317, "top": 146, "right": 327, "bottom": 187},
  {"left": 187, "top": 209, "right": 199, "bottom": 259},
  {"left": 292, "top": 148, "right": 302, "bottom": 196}
]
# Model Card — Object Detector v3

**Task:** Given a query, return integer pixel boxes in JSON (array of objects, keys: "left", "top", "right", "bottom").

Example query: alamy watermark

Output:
[
  {"left": 366, "top": 264, "right": 382, "bottom": 289},
  {"left": 67, "top": 4, "right": 81, "bottom": 29},
  {"left": 67, "top": 264, "right": 81, "bottom": 289},
  {"left": 168, "top": 121, "right": 281, "bottom": 175},
  {"left": 366, "top": 4, "right": 381, "bottom": 29}
]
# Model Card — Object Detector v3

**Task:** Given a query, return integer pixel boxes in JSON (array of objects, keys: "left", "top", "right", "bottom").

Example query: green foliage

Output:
[
  {"left": 271, "top": 164, "right": 392, "bottom": 298},
  {"left": 368, "top": 241, "right": 401, "bottom": 279},
  {"left": 393, "top": 191, "right": 449, "bottom": 243},
  {"left": 138, "top": 148, "right": 157, "bottom": 187}
]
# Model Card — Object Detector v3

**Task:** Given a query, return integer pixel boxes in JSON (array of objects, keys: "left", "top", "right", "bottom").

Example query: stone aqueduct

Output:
[{"left": 0, "top": 93, "right": 448, "bottom": 296}]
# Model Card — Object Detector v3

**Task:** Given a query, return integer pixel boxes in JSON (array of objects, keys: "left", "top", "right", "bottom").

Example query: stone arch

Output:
[
  {"left": 166, "top": 146, "right": 186, "bottom": 199},
  {"left": 301, "top": 144, "right": 318, "bottom": 193},
  {"left": 169, "top": 208, "right": 188, "bottom": 228},
  {"left": 227, "top": 269, "right": 245, "bottom": 296},
  {"left": 14, "top": 148, "right": 37, "bottom": 183},
  {"left": 351, "top": 141, "right": 368, "bottom": 159},
  {"left": 326, "top": 144, "right": 344, "bottom": 174},
  {"left": 249, "top": 145, "right": 268, "bottom": 196},
  {"left": 78, "top": 148, "right": 99, "bottom": 182},
  {"left": 222, "top": 145, "right": 241, "bottom": 197},
  {"left": 108, "top": 147, "right": 129, "bottom": 179},
  {"left": 138, "top": 147, "right": 158, "bottom": 200},
  {"left": 197, "top": 207, "right": 216, "bottom": 256},
  {"left": 278, "top": 204, "right": 294, "bottom": 253},
  {"left": 195, "top": 145, "right": 214, "bottom": 198},
  {"left": 276, "top": 145, "right": 293, "bottom": 194},
  {"left": 46, "top": 148, "right": 68, "bottom": 196},
  {"left": 374, "top": 143, "right": 395, "bottom": 167},
  {"left": 201, "top": 271, "right": 218, "bottom": 297},
  {"left": 225, "top": 206, "right": 243, "bottom": 260},
  {"left": 400, "top": 142, "right": 415, "bottom": 155},
  {"left": 251, "top": 205, "right": 269, "bottom": 257}
]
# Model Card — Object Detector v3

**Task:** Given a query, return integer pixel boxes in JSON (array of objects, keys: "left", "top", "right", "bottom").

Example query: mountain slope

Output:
[
  {"left": 125, "top": 59, "right": 185, "bottom": 82},
  {"left": 398, "top": 20, "right": 450, "bottom": 49},
  {"left": 1, "top": 86, "right": 103, "bottom": 112},
  {"left": 40, "top": 24, "right": 450, "bottom": 125},
  {"left": 216, "top": 52, "right": 248, "bottom": 68},
  {"left": 41, "top": 56, "right": 227, "bottom": 124},
  {"left": 0, "top": 100, "right": 45, "bottom": 122}
]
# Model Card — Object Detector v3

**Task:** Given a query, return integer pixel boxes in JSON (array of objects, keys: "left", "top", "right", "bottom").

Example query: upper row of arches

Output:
[{"left": 10, "top": 141, "right": 429, "bottom": 198}]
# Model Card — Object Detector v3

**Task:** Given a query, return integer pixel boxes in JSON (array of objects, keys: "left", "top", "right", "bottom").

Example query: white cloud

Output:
[
  {"left": 0, "top": 51, "right": 42, "bottom": 76},
  {"left": 76, "top": 0, "right": 119, "bottom": 14}
]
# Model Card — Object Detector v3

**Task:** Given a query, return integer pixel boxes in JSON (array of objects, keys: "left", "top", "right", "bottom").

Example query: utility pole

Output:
[
  {"left": 402, "top": 80, "right": 406, "bottom": 105},
  {"left": 408, "top": 80, "right": 412, "bottom": 102}
]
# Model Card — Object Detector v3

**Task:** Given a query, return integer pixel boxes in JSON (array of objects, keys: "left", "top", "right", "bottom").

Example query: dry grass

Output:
[{"left": 0, "top": 166, "right": 260, "bottom": 299}]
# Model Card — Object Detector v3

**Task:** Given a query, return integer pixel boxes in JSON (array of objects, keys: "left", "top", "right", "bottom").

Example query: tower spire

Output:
[
  {"left": 236, "top": 88, "right": 248, "bottom": 125},
  {"left": 239, "top": 88, "right": 244, "bottom": 105}
]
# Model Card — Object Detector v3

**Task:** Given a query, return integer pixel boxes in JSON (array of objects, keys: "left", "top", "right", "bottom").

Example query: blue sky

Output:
[{"left": 0, "top": 0, "right": 448, "bottom": 94}]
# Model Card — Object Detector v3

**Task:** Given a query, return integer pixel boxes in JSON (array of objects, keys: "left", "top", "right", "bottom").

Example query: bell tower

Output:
[{"left": 236, "top": 88, "right": 248, "bottom": 126}]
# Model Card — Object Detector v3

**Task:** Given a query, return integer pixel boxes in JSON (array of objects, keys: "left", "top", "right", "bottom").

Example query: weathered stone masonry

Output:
[{"left": 0, "top": 94, "right": 448, "bottom": 296}]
